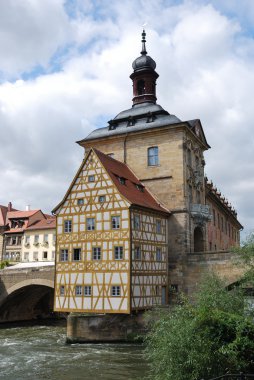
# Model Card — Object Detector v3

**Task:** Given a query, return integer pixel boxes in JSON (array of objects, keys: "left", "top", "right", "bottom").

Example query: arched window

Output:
[
  {"left": 148, "top": 146, "right": 159, "bottom": 166},
  {"left": 137, "top": 79, "right": 145, "bottom": 95},
  {"left": 194, "top": 227, "right": 204, "bottom": 252}
]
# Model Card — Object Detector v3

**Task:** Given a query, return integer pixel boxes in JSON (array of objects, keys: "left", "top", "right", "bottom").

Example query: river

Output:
[{"left": 0, "top": 324, "right": 149, "bottom": 380}]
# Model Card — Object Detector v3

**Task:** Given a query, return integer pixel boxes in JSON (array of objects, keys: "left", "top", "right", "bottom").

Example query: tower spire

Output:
[
  {"left": 130, "top": 30, "right": 159, "bottom": 106},
  {"left": 141, "top": 29, "right": 147, "bottom": 55}
]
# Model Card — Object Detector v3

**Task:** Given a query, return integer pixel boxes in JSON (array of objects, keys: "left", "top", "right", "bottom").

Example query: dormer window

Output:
[
  {"left": 136, "top": 184, "right": 144, "bottom": 192},
  {"left": 127, "top": 116, "right": 136, "bottom": 127},
  {"left": 137, "top": 79, "right": 145, "bottom": 95},
  {"left": 107, "top": 153, "right": 114, "bottom": 158},
  {"left": 119, "top": 177, "right": 126, "bottom": 185},
  {"left": 148, "top": 146, "right": 159, "bottom": 166}
]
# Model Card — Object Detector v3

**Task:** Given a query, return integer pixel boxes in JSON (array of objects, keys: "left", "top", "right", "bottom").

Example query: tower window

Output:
[
  {"left": 137, "top": 79, "right": 145, "bottom": 95},
  {"left": 148, "top": 147, "right": 159, "bottom": 166}
]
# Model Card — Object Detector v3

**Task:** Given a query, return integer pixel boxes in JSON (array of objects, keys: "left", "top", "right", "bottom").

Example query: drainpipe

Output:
[{"left": 123, "top": 133, "right": 129, "bottom": 164}]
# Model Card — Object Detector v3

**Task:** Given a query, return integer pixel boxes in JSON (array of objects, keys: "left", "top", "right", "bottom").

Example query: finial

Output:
[{"left": 141, "top": 29, "right": 147, "bottom": 55}]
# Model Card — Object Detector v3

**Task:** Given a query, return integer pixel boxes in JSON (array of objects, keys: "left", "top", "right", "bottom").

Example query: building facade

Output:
[
  {"left": 53, "top": 149, "right": 169, "bottom": 313},
  {"left": 53, "top": 31, "right": 242, "bottom": 311},
  {"left": 1, "top": 203, "right": 56, "bottom": 263}
]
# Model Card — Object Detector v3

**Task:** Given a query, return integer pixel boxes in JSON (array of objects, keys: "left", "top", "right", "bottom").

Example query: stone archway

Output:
[
  {"left": 0, "top": 280, "right": 55, "bottom": 323},
  {"left": 194, "top": 226, "right": 204, "bottom": 252}
]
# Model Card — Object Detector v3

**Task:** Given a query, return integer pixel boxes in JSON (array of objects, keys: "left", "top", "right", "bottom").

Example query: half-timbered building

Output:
[{"left": 53, "top": 148, "right": 169, "bottom": 313}]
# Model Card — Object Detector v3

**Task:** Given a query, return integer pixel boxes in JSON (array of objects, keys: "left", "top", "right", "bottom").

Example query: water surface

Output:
[{"left": 0, "top": 325, "right": 148, "bottom": 380}]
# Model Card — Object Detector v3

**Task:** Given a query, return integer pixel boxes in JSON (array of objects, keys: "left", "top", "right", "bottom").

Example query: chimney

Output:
[
  {"left": 8, "top": 202, "right": 12, "bottom": 211},
  {"left": 26, "top": 205, "right": 31, "bottom": 211}
]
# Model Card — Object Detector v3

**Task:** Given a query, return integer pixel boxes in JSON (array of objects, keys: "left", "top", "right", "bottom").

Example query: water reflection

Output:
[{"left": 0, "top": 325, "right": 148, "bottom": 380}]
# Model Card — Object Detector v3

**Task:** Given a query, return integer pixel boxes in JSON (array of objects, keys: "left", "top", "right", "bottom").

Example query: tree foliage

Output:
[{"left": 145, "top": 274, "right": 254, "bottom": 380}]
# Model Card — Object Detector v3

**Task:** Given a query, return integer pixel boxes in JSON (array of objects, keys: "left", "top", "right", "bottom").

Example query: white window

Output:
[
  {"left": 44, "top": 234, "right": 48, "bottom": 243},
  {"left": 156, "top": 248, "right": 162, "bottom": 261},
  {"left": 34, "top": 235, "right": 39, "bottom": 244},
  {"left": 43, "top": 251, "right": 48, "bottom": 260},
  {"left": 88, "top": 175, "right": 95, "bottom": 182},
  {"left": 156, "top": 220, "right": 162, "bottom": 233},
  {"left": 77, "top": 198, "right": 84, "bottom": 205},
  {"left": 25, "top": 236, "right": 30, "bottom": 244},
  {"left": 84, "top": 286, "right": 92, "bottom": 296},
  {"left": 60, "top": 249, "right": 68, "bottom": 262},
  {"left": 87, "top": 218, "right": 95, "bottom": 231},
  {"left": 134, "top": 215, "right": 140, "bottom": 230},
  {"left": 148, "top": 146, "right": 159, "bottom": 166},
  {"left": 134, "top": 246, "right": 141, "bottom": 260},
  {"left": 92, "top": 247, "right": 101, "bottom": 260},
  {"left": 64, "top": 220, "right": 72, "bottom": 233},
  {"left": 75, "top": 285, "right": 82, "bottom": 296},
  {"left": 114, "top": 246, "right": 123, "bottom": 260},
  {"left": 99, "top": 195, "right": 106, "bottom": 203},
  {"left": 73, "top": 248, "right": 81, "bottom": 261},
  {"left": 33, "top": 251, "right": 38, "bottom": 261},
  {"left": 111, "top": 286, "right": 121, "bottom": 296},
  {"left": 111, "top": 216, "right": 120, "bottom": 229},
  {"left": 24, "top": 252, "right": 29, "bottom": 261},
  {"left": 60, "top": 285, "right": 65, "bottom": 296}
]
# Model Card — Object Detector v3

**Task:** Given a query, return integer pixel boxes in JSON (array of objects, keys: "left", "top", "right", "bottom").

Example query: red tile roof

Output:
[
  {"left": 94, "top": 149, "right": 170, "bottom": 214},
  {"left": 0, "top": 205, "right": 17, "bottom": 226},
  {"left": 7, "top": 210, "right": 40, "bottom": 219},
  {"left": 26, "top": 217, "right": 56, "bottom": 230}
]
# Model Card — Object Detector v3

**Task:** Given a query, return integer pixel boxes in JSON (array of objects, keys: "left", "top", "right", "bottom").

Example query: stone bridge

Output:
[
  {"left": 0, "top": 264, "right": 55, "bottom": 323},
  {"left": 184, "top": 251, "right": 247, "bottom": 295}
]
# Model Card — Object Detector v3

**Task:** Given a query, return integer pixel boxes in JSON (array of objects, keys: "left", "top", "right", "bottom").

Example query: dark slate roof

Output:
[{"left": 78, "top": 103, "right": 182, "bottom": 143}]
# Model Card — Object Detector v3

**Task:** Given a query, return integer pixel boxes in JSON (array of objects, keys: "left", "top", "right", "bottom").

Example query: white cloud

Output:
[{"left": 0, "top": 0, "right": 253, "bottom": 235}]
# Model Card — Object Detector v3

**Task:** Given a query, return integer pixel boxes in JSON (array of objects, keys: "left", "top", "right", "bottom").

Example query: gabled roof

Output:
[
  {"left": 53, "top": 148, "right": 170, "bottom": 215},
  {"left": 0, "top": 204, "right": 17, "bottom": 226},
  {"left": 7, "top": 210, "right": 40, "bottom": 219},
  {"left": 26, "top": 217, "right": 56, "bottom": 231},
  {"left": 94, "top": 149, "right": 170, "bottom": 214}
]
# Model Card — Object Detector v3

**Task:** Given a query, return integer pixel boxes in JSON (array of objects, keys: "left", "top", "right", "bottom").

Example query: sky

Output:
[{"left": 0, "top": 0, "right": 253, "bottom": 237}]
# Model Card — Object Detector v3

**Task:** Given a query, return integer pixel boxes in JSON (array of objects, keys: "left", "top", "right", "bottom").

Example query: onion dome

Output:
[{"left": 132, "top": 30, "right": 156, "bottom": 72}]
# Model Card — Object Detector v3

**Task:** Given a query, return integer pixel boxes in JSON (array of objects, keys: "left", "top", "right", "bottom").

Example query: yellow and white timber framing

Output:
[{"left": 53, "top": 148, "right": 168, "bottom": 314}]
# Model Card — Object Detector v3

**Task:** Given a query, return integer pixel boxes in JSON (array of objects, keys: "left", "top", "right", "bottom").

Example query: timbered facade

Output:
[{"left": 53, "top": 149, "right": 169, "bottom": 314}]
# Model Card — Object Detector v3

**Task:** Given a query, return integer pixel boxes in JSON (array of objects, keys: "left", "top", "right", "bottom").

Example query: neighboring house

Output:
[
  {"left": 53, "top": 30, "right": 243, "bottom": 312},
  {"left": 1, "top": 204, "right": 56, "bottom": 263},
  {"left": 22, "top": 217, "right": 56, "bottom": 262},
  {"left": 0, "top": 203, "right": 17, "bottom": 261},
  {"left": 53, "top": 149, "right": 169, "bottom": 313}
]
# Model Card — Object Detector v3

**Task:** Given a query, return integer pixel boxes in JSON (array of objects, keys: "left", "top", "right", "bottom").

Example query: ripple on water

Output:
[{"left": 0, "top": 325, "right": 148, "bottom": 380}]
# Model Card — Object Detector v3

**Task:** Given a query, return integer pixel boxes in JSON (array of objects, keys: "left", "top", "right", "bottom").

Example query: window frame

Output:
[
  {"left": 88, "top": 175, "right": 95, "bottom": 182},
  {"left": 84, "top": 286, "right": 92, "bottom": 296},
  {"left": 86, "top": 218, "right": 95, "bottom": 231},
  {"left": 148, "top": 146, "right": 159, "bottom": 166},
  {"left": 156, "top": 219, "right": 162, "bottom": 234},
  {"left": 64, "top": 220, "right": 72, "bottom": 233},
  {"left": 73, "top": 248, "right": 81, "bottom": 261},
  {"left": 133, "top": 214, "right": 140, "bottom": 230},
  {"left": 111, "top": 285, "right": 121, "bottom": 297},
  {"left": 60, "top": 249, "right": 68, "bottom": 262},
  {"left": 60, "top": 285, "right": 65, "bottom": 296},
  {"left": 134, "top": 246, "right": 141, "bottom": 260},
  {"left": 114, "top": 246, "right": 123, "bottom": 260},
  {"left": 75, "top": 285, "right": 82, "bottom": 296},
  {"left": 111, "top": 215, "right": 120, "bottom": 229},
  {"left": 92, "top": 247, "right": 101, "bottom": 260},
  {"left": 156, "top": 247, "right": 162, "bottom": 261}
]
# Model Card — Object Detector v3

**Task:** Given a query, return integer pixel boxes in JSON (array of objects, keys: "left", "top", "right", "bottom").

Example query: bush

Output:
[{"left": 145, "top": 274, "right": 254, "bottom": 380}]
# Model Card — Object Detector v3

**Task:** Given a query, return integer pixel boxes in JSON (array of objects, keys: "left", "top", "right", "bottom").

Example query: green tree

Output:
[
  {"left": 145, "top": 274, "right": 254, "bottom": 380},
  {"left": 234, "top": 232, "right": 254, "bottom": 285}
]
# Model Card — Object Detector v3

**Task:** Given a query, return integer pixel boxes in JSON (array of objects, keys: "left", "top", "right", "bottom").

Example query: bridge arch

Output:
[{"left": 0, "top": 279, "right": 55, "bottom": 323}]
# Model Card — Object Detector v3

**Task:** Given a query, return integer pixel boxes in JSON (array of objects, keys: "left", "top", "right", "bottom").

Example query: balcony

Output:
[{"left": 190, "top": 204, "right": 212, "bottom": 226}]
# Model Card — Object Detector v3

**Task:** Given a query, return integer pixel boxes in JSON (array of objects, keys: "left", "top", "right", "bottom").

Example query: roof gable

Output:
[{"left": 186, "top": 119, "right": 210, "bottom": 149}]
